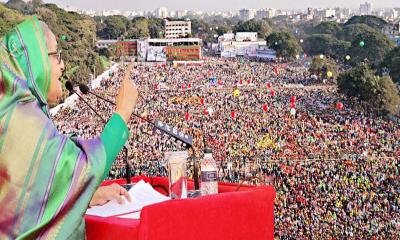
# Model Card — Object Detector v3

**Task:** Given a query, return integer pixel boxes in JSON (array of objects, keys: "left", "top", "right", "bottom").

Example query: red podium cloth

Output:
[{"left": 85, "top": 176, "right": 275, "bottom": 240}]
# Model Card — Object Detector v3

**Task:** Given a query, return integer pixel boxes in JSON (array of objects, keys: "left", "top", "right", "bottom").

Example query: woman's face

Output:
[{"left": 45, "top": 29, "right": 65, "bottom": 105}]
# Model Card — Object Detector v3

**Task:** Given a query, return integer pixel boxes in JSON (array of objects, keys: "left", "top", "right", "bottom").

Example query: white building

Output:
[
  {"left": 360, "top": 2, "right": 373, "bottom": 15},
  {"left": 317, "top": 8, "right": 336, "bottom": 19},
  {"left": 256, "top": 8, "right": 276, "bottom": 20},
  {"left": 175, "top": 10, "right": 188, "bottom": 18},
  {"left": 239, "top": 9, "right": 256, "bottom": 21},
  {"left": 164, "top": 19, "right": 192, "bottom": 39},
  {"left": 156, "top": 7, "right": 168, "bottom": 18}
]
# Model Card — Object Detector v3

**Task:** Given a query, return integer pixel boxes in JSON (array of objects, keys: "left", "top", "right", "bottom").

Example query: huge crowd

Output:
[{"left": 52, "top": 58, "right": 399, "bottom": 238}]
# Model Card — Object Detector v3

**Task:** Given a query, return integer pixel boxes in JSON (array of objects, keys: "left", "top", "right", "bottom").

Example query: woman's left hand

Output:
[{"left": 89, "top": 183, "right": 132, "bottom": 207}]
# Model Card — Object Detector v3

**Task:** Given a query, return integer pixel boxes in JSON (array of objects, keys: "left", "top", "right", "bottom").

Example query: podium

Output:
[{"left": 85, "top": 176, "right": 276, "bottom": 240}]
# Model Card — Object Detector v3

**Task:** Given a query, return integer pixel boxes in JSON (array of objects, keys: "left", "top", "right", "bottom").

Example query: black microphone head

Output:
[
  {"left": 78, "top": 84, "right": 90, "bottom": 94},
  {"left": 65, "top": 81, "right": 74, "bottom": 92}
]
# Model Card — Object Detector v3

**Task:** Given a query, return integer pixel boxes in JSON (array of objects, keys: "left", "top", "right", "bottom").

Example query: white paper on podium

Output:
[
  {"left": 86, "top": 180, "right": 170, "bottom": 217},
  {"left": 118, "top": 211, "right": 142, "bottom": 219}
]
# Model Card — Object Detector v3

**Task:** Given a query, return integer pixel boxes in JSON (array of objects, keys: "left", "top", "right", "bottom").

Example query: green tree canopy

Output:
[
  {"left": 309, "top": 56, "right": 339, "bottom": 80},
  {"left": 5, "top": 0, "right": 26, "bottom": 11},
  {"left": 0, "top": 3, "right": 25, "bottom": 36},
  {"left": 312, "top": 21, "right": 343, "bottom": 36},
  {"left": 96, "top": 15, "right": 129, "bottom": 39},
  {"left": 336, "top": 23, "right": 377, "bottom": 42},
  {"left": 344, "top": 15, "right": 388, "bottom": 31},
  {"left": 338, "top": 63, "right": 400, "bottom": 115},
  {"left": 303, "top": 34, "right": 350, "bottom": 59},
  {"left": 347, "top": 29, "right": 395, "bottom": 67},
  {"left": 381, "top": 47, "right": 400, "bottom": 84},
  {"left": 234, "top": 19, "right": 272, "bottom": 39},
  {"left": 266, "top": 31, "right": 302, "bottom": 59},
  {"left": 147, "top": 18, "right": 163, "bottom": 38},
  {"left": 126, "top": 17, "right": 149, "bottom": 39},
  {"left": 37, "top": 4, "right": 105, "bottom": 88}
]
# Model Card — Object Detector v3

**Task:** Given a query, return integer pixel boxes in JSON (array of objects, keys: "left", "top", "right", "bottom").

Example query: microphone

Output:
[
  {"left": 69, "top": 82, "right": 198, "bottom": 189},
  {"left": 79, "top": 84, "right": 116, "bottom": 105},
  {"left": 78, "top": 83, "right": 194, "bottom": 147},
  {"left": 65, "top": 81, "right": 106, "bottom": 123},
  {"left": 65, "top": 81, "right": 132, "bottom": 185}
]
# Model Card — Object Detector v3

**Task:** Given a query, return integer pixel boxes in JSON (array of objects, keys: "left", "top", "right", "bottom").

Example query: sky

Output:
[
  {"left": 0, "top": 0, "right": 398, "bottom": 11},
  {"left": 35, "top": 0, "right": 399, "bottom": 12}
]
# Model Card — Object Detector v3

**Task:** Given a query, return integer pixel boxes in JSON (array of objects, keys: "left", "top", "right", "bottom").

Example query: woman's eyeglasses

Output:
[{"left": 48, "top": 50, "right": 62, "bottom": 64}]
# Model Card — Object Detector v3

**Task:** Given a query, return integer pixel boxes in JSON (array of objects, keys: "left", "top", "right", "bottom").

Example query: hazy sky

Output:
[{"left": 37, "top": 0, "right": 399, "bottom": 11}]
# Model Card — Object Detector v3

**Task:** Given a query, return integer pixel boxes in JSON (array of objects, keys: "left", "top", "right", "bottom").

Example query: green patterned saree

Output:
[{"left": 0, "top": 17, "right": 128, "bottom": 239}]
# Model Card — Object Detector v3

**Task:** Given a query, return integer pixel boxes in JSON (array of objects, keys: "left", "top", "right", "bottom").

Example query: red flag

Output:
[
  {"left": 239, "top": 79, "right": 243, "bottom": 85},
  {"left": 203, "top": 108, "right": 209, "bottom": 115},
  {"left": 155, "top": 84, "right": 159, "bottom": 90},
  {"left": 231, "top": 111, "right": 236, "bottom": 119},
  {"left": 188, "top": 83, "right": 192, "bottom": 89},
  {"left": 185, "top": 112, "right": 191, "bottom": 121},
  {"left": 290, "top": 102, "right": 296, "bottom": 108},
  {"left": 270, "top": 89, "right": 275, "bottom": 97},
  {"left": 247, "top": 79, "right": 251, "bottom": 85},
  {"left": 267, "top": 82, "right": 272, "bottom": 88},
  {"left": 262, "top": 104, "right": 269, "bottom": 112},
  {"left": 200, "top": 98, "right": 205, "bottom": 105},
  {"left": 181, "top": 84, "right": 186, "bottom": 90},
  {"left": 218, "top": 80, "right": 223, "bottom": 86},
  {"left": 274, "top": 67, "right": 279, "bottom": 75},
  {"left": 290, "top": 96, "right": 296, "bottom": 103}
]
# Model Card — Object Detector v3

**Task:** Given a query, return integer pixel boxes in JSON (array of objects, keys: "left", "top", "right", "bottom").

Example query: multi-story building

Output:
[
  {"left": 256, "top": 9, "right": 268, "bottom": 20},
  {"left": 175, "top": 10, "right": 188, "bottom": 18},
  {"left": 360, "top": 2, "right": 373, "bottom": 15},
  {"left": 239, "top": 8, "right": 256, "bottom": 21},
  {"left": 156, "top": 7, "right": 168, "bottom": 18},
  {"left": 164, "top": 19, "right": 192, "bottom": 39}
]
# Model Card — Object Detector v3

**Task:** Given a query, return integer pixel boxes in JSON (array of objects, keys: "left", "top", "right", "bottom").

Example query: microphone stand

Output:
[
  {"left": 77, "top": 84, "right": 199, "bottom": 190},
  {"left": 69, "top": 89, "right": 106, "bottom": 123},
  {"left": 124, "top": 144, "right": 132, "bottom": 187},
  {"left": 67, "top": 87, "right": 133, "bottom": 189}
]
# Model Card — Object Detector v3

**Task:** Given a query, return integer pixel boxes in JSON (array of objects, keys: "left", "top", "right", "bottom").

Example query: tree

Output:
[
  {"left": 381, "top": 47, "right": 400, "bottom": 84},
  {"left": 101, "top": 15, "right": 128, "bottom": 39},
  {"left": 344, "top": 15, "right": 387, "bottom": 31},
  {"left": 0, "top": 3, "right": 25, "bottom": 36},
  {"left": 5, "top": 0, "right": 26, "bottom": 11},
  {"left": 309, "top": 56, "right": 339, "bottom": 80},
  {"left": 216, "top": 25, "right": 230, "bottom": 36},
  {"left": 303, "top": 34, "right": 350, "bottom": 59},
  {"left": 312, "top": 21, "right": 342, "bottom": 35},
  {"left": 36, "top": 4, "right": 104, "bottom": 86},
  {"left": 347, "top": 29, "right": 395, "bottom": 67},
  {"left": 266, "top": 32, "right": 302, "bottom": 59},
  {"left": 147, "top": 18, "right": 163, "bottom": 38},
  {"left": 338, "top": 63, "right": 400, "bottom": 115},
  {"left": 126, "top": 17, "right": 149, "bottom": 39},
  {"left": 336, "top": 23, "right": 376, "bottom": 42},
  {"left": 234, "top": 19, "right": 272, "bottom": 39},
  {"left": 377, "top": 76, "right": 400, "bottom": 114}
]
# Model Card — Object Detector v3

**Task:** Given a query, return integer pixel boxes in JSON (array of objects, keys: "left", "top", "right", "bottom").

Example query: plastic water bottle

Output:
[{"left": 201, "top": 148, "right": 218, "bottom": 195}]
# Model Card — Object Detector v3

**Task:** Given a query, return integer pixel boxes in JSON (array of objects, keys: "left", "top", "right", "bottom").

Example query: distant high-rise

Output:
[
  {"left": 175, "top": 10, "right": 188, "bottom": 18},
  {"left": 256, "top": 8, "right": 275, "bottom": 20},
  {"left": 239, "top": 9, "right": 256, "bottom": 21},
  {"left": 156, "top": 7, "right": 168, "bottom": 18},
  {"left": 360, "top": 2, "right": 373, "bottom": 15}
]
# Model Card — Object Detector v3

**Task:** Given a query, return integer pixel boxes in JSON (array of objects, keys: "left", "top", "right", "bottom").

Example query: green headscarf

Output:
[
  {"left": 0, "top": 16, "right": 108, "bottom": 239},
  {"left": 0, "top": 15, "right": 51, "bottom": 115}
]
